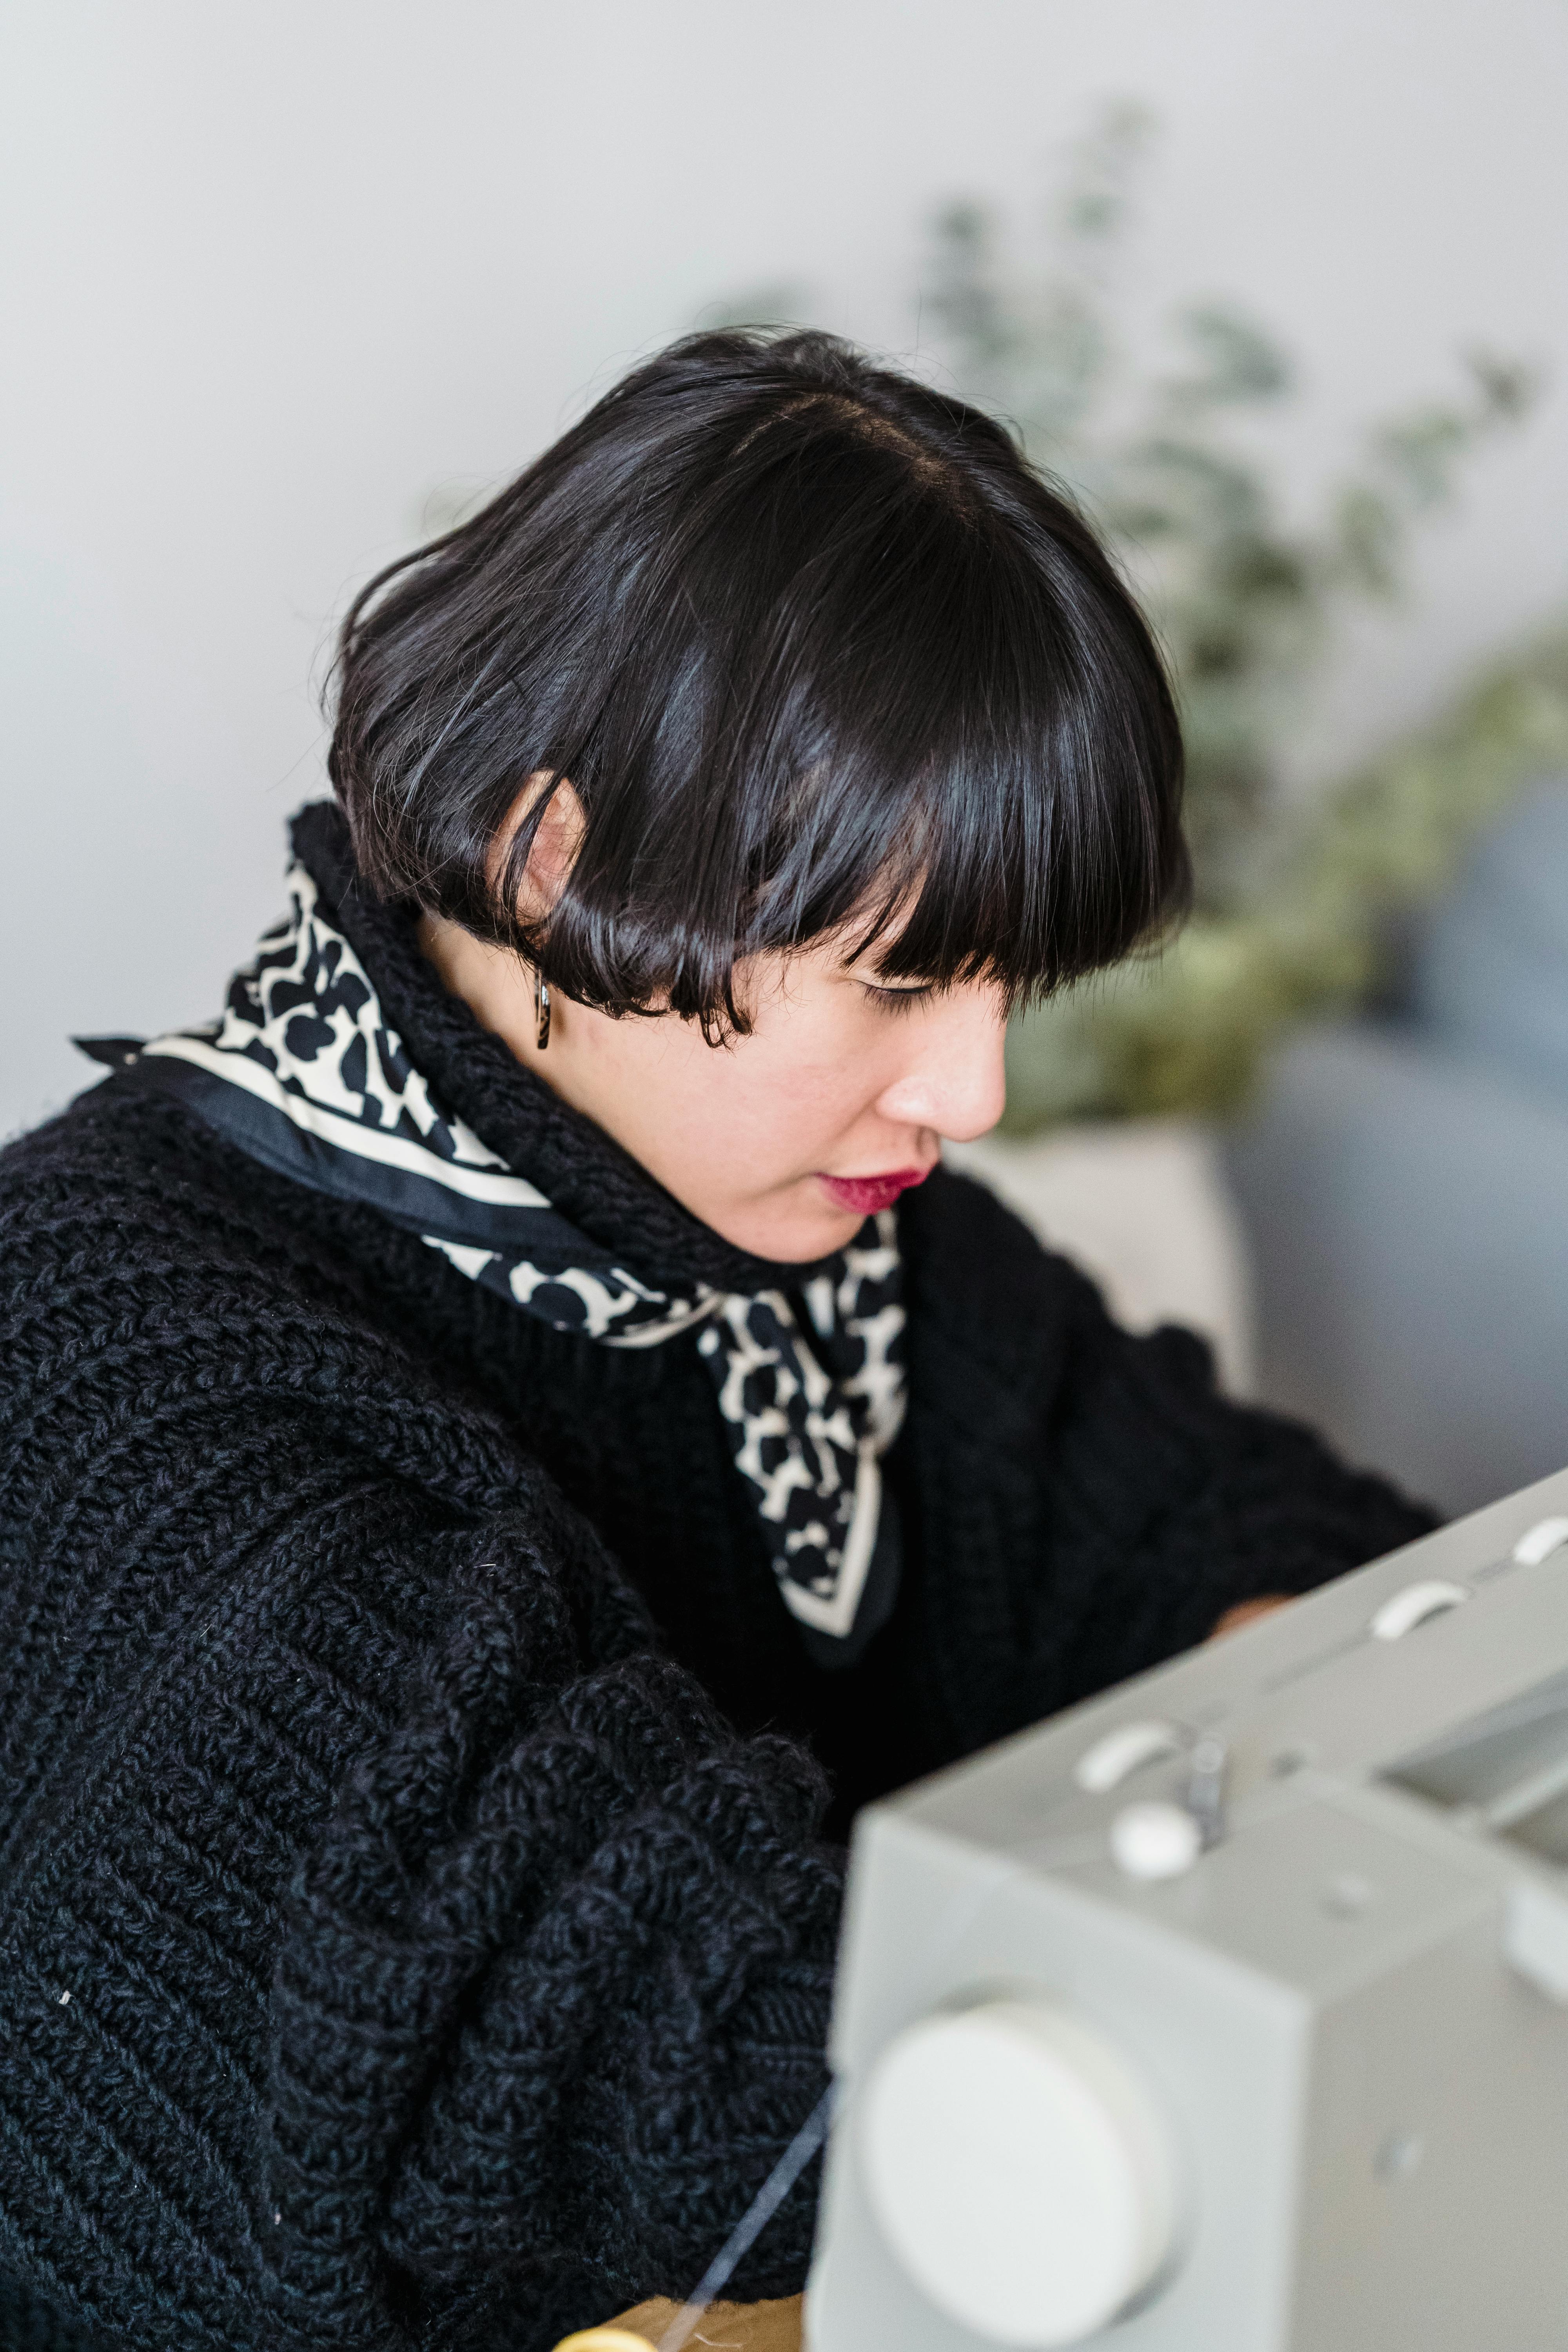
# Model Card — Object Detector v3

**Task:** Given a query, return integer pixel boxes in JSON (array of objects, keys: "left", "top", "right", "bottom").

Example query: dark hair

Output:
[{"left": 329, "top": 328, "right": 1188, "bottom": 1034}]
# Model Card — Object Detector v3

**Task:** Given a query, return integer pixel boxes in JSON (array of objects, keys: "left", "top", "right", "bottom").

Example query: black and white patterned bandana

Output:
[{"left": 81, "top": 861, "right": 907, "bottom": 1666}]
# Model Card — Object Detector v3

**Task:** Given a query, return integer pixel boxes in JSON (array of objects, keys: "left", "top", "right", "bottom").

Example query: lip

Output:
[{"left": 817, "top": 1166, "right": 933, "bottom": 1217}]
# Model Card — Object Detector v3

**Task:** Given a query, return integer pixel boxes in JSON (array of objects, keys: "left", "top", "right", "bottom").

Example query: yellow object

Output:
[
  {"left": 554, "top": 2293, "right": 804, "bottom": 2352},
  {"left": 551, "top": 2333, "right": 656, "bottom": 2352}
]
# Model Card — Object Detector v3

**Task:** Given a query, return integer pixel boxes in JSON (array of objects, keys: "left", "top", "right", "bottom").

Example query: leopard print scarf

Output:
[{"left": 82, "top": 861, "right": 906, "bottom": 1666}]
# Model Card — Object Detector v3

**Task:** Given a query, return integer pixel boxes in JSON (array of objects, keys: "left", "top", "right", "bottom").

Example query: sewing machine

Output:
[{"left": 807, "top": 1466, "right": 1568, "bottom": 2351}]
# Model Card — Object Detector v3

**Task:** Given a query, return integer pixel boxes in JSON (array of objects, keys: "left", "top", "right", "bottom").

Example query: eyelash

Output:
[{"left": 864, "top": 983, "right": 937, "bottom": 1016}]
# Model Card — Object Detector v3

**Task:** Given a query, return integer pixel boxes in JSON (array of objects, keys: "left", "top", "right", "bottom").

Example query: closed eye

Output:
[{"left": 862, "top": 981, "right": 938, "bottom": 1015}]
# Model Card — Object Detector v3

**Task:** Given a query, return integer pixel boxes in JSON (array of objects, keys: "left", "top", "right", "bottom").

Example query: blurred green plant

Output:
[
  {"left": 1002, "top": 622, "right": 1568, "bottom": 1128},
  {"left": 920, "top": 107, "right": 1556, "bottom": 1129}
]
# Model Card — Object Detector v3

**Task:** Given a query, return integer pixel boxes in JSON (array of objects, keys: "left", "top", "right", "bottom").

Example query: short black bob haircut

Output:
[{"left": 330, "top": 329, "right": 1188, "bottom": 1035}]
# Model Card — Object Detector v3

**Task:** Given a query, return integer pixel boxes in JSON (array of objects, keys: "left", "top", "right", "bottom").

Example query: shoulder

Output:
[
  {"left": 899, "top": 1158, "right": 1279, "bottom": 1476},
  {"left": 4, "top": 1067, "right": 436, "bottom": 1329},
  {"left": 3, "top": 1071, "right": 294, "bottom": 1271},
  {"left": 897, "top": 1156, "right": 1373, "bottom": 1517},
  {"left": 1, "top": 1079, "right": 273, "bottom": 1405},
  {"left": 897, "top": 1159, "right": 1118, "bottom": 1387},
  {"left": 2, "top": 1077, "right": 338, "bottom": 1373},
  {"left": 0, "top": 1075, "right": 518, "bottom": 1506},
  {"left": 898, "top": 1158, "right": 1076, "bottom": 1294}
]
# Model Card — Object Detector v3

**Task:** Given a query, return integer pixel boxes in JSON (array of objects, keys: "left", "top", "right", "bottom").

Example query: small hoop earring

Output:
[{"left": 534, "top": 966, "right": 552, "bottom": 1051}]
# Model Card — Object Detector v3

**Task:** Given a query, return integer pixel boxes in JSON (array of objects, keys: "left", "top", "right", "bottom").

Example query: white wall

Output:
[{"left": 3, "top": 0, "right": 1566, "bottom": 1137}]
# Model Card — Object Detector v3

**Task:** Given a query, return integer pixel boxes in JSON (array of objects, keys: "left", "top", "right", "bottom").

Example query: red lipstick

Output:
[{"left": 818, "top": 1167, "right": 931, "bottom": 1217}]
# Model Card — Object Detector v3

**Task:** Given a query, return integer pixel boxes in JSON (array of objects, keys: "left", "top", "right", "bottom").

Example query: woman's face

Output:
[{"left": 420, "top": 916, "right": 1009, "bottom": 1261}]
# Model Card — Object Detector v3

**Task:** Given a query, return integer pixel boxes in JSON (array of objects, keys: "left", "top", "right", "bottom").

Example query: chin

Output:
[
  {"left": 712, "top": 1201, "right": 866, "bottom": 1263},
  {"left": 779, "top": 1225, "right": 862, "bottom": 1263}
]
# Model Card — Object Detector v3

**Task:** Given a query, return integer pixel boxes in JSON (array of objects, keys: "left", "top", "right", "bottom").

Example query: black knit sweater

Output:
[{"left": 0, "top": 805, "right": 1431, "bottom": 2352}]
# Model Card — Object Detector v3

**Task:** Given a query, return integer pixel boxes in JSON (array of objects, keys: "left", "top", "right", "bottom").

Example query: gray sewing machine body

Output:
[{"left": 807, "top": 1468, "right": 1568, "bottom": 2351}]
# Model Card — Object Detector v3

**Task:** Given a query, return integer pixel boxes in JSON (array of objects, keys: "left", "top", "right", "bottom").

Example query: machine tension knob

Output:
[{"left": 859, "top": 1996, "right": 1180, "bottom": 2346}]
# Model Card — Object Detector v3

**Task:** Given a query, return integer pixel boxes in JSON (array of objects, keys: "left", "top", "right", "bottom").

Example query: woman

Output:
[{"left": 0, "top": 330, "right": 1428, "bottom": 2352}]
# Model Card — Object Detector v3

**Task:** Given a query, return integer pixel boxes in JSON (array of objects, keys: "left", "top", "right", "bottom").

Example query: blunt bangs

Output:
[{"left": 329, "top": 329, "right": 1188, "bottom": 1035}]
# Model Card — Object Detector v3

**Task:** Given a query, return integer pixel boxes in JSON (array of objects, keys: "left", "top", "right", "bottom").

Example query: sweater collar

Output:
[
  {"left": 80, "top": 801, "right": 908, "bottom": 1666},
  {"left": 289, "top": 800, "right": 848, "bottom": 1300}
]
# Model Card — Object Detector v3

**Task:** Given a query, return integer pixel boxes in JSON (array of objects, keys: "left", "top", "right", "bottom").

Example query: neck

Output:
[{"left": 417, "top": 914, "right": 555, "bottom": 1084}]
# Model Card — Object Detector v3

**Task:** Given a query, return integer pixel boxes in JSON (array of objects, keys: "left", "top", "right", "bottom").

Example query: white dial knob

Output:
[{"left": 860, "top": 1997, "right": 1179, "bottom": 2346}]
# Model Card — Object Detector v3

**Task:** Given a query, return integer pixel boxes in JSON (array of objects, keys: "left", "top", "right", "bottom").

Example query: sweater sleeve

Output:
[
  {"left": 0, "top": 1414, "right": 838, "bottom": 2351},
  {"left": 261, "top": 1520, "right": 840, "bottom": 2347},
  {"left": 1042, "top": 1316, "right": 1439, "bottom": 1699}
]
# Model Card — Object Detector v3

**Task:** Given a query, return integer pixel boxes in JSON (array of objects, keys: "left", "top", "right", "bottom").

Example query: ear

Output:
[{"left": 488, "top": 772, "right": 586, "bottom": 920}]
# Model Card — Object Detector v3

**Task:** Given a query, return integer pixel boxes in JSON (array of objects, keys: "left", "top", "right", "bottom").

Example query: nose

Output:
[{"left": 874, "top": 992, "right": 1009, "bottom": 1143}]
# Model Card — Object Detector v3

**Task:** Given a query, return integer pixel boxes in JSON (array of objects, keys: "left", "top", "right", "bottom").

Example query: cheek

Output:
[
  {"left": 690, "top": 1042, "right": 866, "bottom": 1166},
  {"left": 652, "top": 1024, "right": 878, "bottom": 1195}
]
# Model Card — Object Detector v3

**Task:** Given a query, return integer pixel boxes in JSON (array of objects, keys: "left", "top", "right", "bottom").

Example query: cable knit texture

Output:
[{"left": 0, "top": 805, "right": 1433, "bottom": 2351}]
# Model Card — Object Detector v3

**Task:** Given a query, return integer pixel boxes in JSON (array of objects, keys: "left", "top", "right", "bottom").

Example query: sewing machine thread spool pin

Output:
[{"left": 1185, "top": 1736, "right": 1229, "bottom": 1849}]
